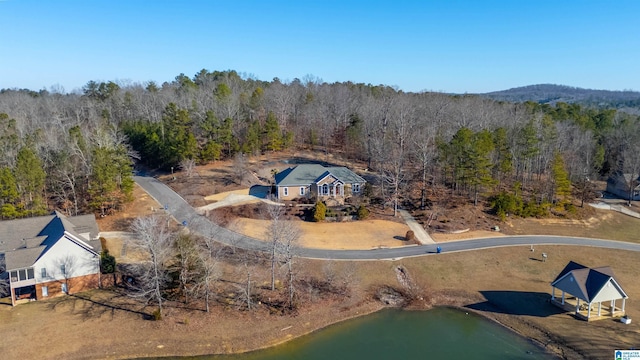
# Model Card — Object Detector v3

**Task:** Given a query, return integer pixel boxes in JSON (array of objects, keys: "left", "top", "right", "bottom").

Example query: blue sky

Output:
[{"left": 1, "top": 0, "right": 638, "bottom": 93}]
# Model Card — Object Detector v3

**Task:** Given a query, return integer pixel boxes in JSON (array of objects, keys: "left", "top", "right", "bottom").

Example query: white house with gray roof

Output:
[
  {"left": 0, "top": 211, "right": 102, "bottom": 305},
  {"left": 274, "top": 164, "right": 366, "bottom": 204}
]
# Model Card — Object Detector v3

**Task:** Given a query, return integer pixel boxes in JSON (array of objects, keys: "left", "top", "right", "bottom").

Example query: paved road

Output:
[{"left": 134, "top": 176, "right": 640, "bottom": 260}]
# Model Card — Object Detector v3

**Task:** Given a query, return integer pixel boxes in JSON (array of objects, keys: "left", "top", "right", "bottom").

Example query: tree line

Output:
[{"left": 1, "top": 69, "right": 640, "bottom": 219}]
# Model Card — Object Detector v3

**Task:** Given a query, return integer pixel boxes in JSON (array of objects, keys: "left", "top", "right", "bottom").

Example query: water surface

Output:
[{"left": 178, "top": 307, "right": 555, "bottom": 360}]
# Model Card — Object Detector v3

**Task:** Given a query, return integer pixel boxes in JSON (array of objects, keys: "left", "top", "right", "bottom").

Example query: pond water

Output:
[{"left": 165, "top": 307, "right": 556, "bottom": 360}]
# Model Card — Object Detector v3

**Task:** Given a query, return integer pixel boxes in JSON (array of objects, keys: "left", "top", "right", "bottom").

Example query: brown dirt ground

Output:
[
  {"left": 233, "top": 217, "right": 413, "bottom": 249},
  {"left": 6, "top": 152, "right": 639, "bottom": 359},
  {"left": 96, "top": 184, "right": 160, "bottom": 232},
  {"left": 1, "top": 245, "right": 638, "bottom": 360}
]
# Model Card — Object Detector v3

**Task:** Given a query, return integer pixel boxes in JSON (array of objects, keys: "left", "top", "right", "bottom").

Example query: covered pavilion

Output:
[{"left": 550, "top": 261, "right": 628, "bottom": 321}]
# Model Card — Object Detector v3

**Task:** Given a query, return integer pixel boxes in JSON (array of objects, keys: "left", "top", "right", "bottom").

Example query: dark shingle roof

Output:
[
  {"left": 551, "top": 261, "right": 626, "bottom": 302},
  {"left": 552, "top": 261, "right": 586, "bottom": 282},
  {"left": 0, "top": 212, "right": 100, "bottom": 271}
]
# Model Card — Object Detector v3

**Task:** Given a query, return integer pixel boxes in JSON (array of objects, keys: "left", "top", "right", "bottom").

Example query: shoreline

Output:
[
  {"left": 3, "top": 245, "right": 636, "bottom": 360},
  {"left": 128, "top": 291, "right": 572, "bottom": 360}
]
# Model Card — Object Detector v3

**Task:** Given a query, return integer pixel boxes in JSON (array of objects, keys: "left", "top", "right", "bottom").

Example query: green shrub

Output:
[
  {"left": 313, "top": 201, "right": 326, "bottom": 222},
  {"left": 565, "top": 203, "right": 577, "bottom": 214},
  {"left": 357, "top": 205, "right": 370, "bottom": 220},
  {"left": 100, "top": 249, "right": 116, "bottom": 274},
  {"left": 490, "top": 192, "right": 522, "bottom": 221}
]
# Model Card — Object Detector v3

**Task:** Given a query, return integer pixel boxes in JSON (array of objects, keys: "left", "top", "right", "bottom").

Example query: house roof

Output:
[
  {"left": 0, "top": 212, "right": 101, "bottom": 271},
  {"left": 608, "top": 173, "right": 640, "bottom": 188},
  {"left": 551, "top": 261, "right": 627, "bottom": 302},
  {"left": 275, "top": 164, "right": 365, "bottom": 186}
]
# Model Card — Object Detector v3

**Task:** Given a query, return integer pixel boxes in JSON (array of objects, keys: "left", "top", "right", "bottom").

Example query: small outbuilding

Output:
[{"left": 550, "top": 261, "right": 628, "bottom": 321}]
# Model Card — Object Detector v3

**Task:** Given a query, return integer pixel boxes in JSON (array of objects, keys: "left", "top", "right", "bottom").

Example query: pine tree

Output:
[
  {"left": 469, "top": 130, "right": 496, "bottom": 205},
  {"left": 14, "top": 147, "right": 47, "bottom": 213},
  {"left": 552, "top": 152, "right": 571, "bottom": 206},
  {"left": 492, "top": 127, "right": 513, "bottom": 186},
  {"left": 264, "top": 111, "right": 283, "bottom": 151}
]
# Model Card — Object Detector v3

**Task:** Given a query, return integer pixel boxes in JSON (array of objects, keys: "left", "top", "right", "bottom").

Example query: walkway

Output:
[
  {"left": 398, "top": 209, "right": 435, "bottom": 244},
  {"left": 196, "top": 193, "right": 282, "bottom": 214},
  {"left": 589, "top": 202, "right": 640, "bottom": 219}
]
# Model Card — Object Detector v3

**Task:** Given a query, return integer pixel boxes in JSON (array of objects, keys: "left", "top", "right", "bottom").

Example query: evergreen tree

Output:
[
  {"left": 14, "top": 147, "right": 47, "bottom": 213},
  {"left": 492, "top": 127, "right": 513, "bottom": 186},
  {"left": 469, "top": 129, "right": 495, "bottom": 205},
  {"left": 161, "top": 103, "right": 198, "bottom": 167},
  {"left": 0, "top": 166, "right": 20, "bottom": 218},
  {"left": 516, "top": 120, "right": 539, "bottom": 187},
  {"left": 551, "top": 152, "right": 571, "bottom": 206},
  {"left": 88, "top": 139, "right": 134, "bottom": 215},
  {"left": 264, "top": 111, "right": 283, "bottom": 151},
  {"left": 243, "top": 120, "right": 262, "bottom": 154}
]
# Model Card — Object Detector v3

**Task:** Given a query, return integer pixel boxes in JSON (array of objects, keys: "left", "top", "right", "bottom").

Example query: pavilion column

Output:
[
  {"left": 598, "top": 302, "right": 602, "bottom": 316},
  {"left": 611, "top": 299, "right": 615, "bottom": 315},
  {"left": 561, "top": 291, "right": 565, "bottom": 305},
  {"left": 622, "top": 298, "right": 626, "bottom": 312},
  {"left": 576, "top": 298, "right": 580, "bottom": 314},
  {"left": 587, "top": 303, "right": 591, "bottom": 318},
  {"left": 551, "top": 286, "right": 555, "bottom": 301}
]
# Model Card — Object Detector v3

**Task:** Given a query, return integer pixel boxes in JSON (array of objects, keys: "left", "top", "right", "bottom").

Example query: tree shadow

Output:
[
  {"left": 0, "top": 297, "right": 13, "bottom": 307},
  {"left": 466, "top": 291, "right": 566, "bottom": 317},
  {"left": 46, "top": 291, "right": 152, "bottom": 321}
]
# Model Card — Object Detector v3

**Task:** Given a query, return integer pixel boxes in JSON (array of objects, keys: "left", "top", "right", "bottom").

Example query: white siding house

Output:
[{"left": 0, "top": 212, "right": 102, "bottom": 305}]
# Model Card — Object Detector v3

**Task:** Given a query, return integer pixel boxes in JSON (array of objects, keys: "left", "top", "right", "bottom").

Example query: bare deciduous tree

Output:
[
  {"left": 233, "top": 249, "right": 259, "bottom": 311},
  {"left": 0, "top": 277, "right": 10, "bottom": 298},
  {"left": 128, "top": 215, "right": 174, "bottom": 318},
  {"left": 194, "top": 235, "right": 222, "bottom": 312},
  {"left": 264, "top": 204, "right": 299, "bottom": 292},
  {"left": 179, "top": 158, "right": 197, "bottom": 178},
  {"left": 232, "top": 152, "right": 249, "bottom": 185}
]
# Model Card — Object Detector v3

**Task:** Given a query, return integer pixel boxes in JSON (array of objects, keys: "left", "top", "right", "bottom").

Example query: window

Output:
[
  {"left": 300, "top": 187, "right": 305, "bottom": 196},
  {"left": 60, "top": 264, "right": 66, "bottom": 275},
  {"left": 61, "top": 283, "right": 68, "bottom": 294},
  {"left": 322, "top": 184, "right": 329, "bottom": 195},
  {"left": 18, "top": 269, "right": 26, "bottom": 281},
  {"left": 27, "top": 268, "right": 34, "bottom": 280},
  {"left": 41, "top": 268, "right": 47, "bottom": 278},
  {"left": 283, "top": 187, "right": 288, "bottom": 196},
  {"left": 10, "top": 271, "right": 17, "bottom": 282},
  {"left": 42, "top": 286, "right": 48, "bottom": 297},
  {"left": 353, "top": 183, "right": 361, "bottom": 193}
]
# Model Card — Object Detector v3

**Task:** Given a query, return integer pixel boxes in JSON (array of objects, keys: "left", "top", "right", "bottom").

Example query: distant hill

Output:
[{"left": 479, "top": 84, "right": 640, "bottom": 112}]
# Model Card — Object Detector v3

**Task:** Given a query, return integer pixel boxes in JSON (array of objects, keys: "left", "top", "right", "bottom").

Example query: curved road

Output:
[{"left": 134, "top": 176, "right": 640, "bottom": 260}]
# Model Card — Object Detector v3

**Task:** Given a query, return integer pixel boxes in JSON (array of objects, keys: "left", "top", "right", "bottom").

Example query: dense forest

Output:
[{"left": 1, "top": 70, "right": 640, "bottom": 219}]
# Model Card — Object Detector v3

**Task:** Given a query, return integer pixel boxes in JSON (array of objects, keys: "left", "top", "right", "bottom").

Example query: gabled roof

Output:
[
  {"left": 325, "top": 166, "right": 366, "bottom": 184},
  {"left": 275, "top": 164, "right": 365, "bottom": 186},
  {"left": 551, "top": 261, "right": 627, "bottom": 302},
  {"left": 0, "top": 212, "right": 100, "bottom": 271},
  {"left": 5, "top": 246, "right": 46, "bottom": 271},
  {"left": 608, "top": 173, "right": 640, "bottom": 189}
]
